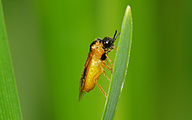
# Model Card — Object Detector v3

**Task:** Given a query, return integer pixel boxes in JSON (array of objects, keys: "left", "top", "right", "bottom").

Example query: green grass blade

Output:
[
  {"left": 0, "top": 1, "right": 23, "bottom": 120},
  {"left": 102, "top": 5, "right": 132, "bottom": 120}
]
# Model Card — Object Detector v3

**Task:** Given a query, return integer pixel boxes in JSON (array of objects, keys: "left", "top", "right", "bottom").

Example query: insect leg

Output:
[
  {"left": 106, "top": 59, "right": 110, "bottom": 66},
  {"left": 102, "top": 63, "right": 113, "bottom": 74},
  {"left": 103, "top": 70, "right": 111, "bottom": 81},
  {"left": 93, "top": 72, "right": 107, "bottom": 97},
  {"left": 105, "top": 54, "right": 114, "bottom": 67},
  {"left": 95, "top": 81, "right": 107, "bottom": 98}
]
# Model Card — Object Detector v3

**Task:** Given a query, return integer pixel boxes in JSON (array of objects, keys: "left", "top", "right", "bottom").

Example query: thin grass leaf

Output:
[
  {"left": 0, "top": 1, "right": 23, "bottom": 119},
  {"left": 102, "top": 5, "right": 132, "bottom": 120}
]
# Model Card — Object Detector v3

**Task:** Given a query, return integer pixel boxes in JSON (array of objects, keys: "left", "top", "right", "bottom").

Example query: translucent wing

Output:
[{"left": 79, "top": 52, "right": 93, "bottom": 101}]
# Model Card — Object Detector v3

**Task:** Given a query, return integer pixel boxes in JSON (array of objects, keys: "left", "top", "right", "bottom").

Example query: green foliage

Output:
[
  {"left": 102, "top": 5, "right": 133, "bottom": 120},
  {"left": 0, "top": 1, "right": 22, "bottom": 119},
  {"left": 3, "top": 0, "right": 192, "bottom": 120}
]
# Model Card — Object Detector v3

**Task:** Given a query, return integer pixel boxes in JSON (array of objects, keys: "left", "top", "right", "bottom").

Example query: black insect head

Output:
[{"left": 102, "top": 30, "right": 120, "bottom": 51}]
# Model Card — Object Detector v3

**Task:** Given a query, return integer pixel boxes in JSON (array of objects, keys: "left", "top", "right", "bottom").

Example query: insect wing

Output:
[{"left": 79, "top": 52, "right": 92, "bottom": 101}]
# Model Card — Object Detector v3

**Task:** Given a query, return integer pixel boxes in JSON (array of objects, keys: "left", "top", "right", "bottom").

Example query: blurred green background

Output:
[{"left": 2, "top": 0, "right": 192, "bottom": 120}]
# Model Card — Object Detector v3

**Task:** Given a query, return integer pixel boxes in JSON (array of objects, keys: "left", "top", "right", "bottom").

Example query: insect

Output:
[{"left": 79, "top": 30, "right": 120, "bottom": 101}]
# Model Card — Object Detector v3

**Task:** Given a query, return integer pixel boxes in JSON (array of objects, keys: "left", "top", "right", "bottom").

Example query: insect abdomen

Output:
[{"left": 83, "top": 59, "right": 103, "bottom": 92}]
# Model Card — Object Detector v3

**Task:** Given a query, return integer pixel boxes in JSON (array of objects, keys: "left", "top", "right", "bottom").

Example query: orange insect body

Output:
[
  {"left": 79, "top": 30, "right": 120, "bottom": 101},
  {"left": 83, "top": 41, "right": 105, "bottom": 92}
]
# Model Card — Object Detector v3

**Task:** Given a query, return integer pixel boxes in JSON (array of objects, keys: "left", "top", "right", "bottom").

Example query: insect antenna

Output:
[
  {"left": 113, "top": 30, "right": 121, "bottom": 41},
  {"left": 113, "top": 30, "right": 117, "bottom": 40}
]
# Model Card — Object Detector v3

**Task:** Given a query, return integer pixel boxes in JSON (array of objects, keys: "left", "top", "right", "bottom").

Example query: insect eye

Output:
[
  {"left": 104, "top": 40, "right": 109, "bottom": 45},
  {"left": 102, "top": 37, "right": 114, "bottom": 50}
]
